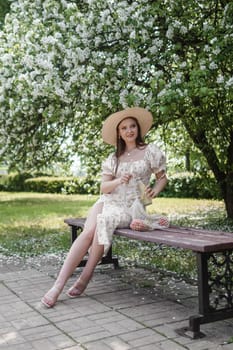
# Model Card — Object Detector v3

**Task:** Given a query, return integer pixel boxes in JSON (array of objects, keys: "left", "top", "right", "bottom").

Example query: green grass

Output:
[
  {"left": 0, "top": 192, "right": 97, "bottom": 256},
  {"left": 0, "top": 192, "right": 233, "bottom": 279}
]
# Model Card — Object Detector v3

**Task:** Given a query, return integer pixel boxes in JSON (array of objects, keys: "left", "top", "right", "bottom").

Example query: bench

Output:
[{"left": 64, "top": 217, "right": 233, "bottom": 339}]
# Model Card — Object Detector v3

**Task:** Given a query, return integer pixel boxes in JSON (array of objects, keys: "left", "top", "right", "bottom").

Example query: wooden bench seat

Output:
[{"left": 64, "top": 217, "right": 233, "bottom": 339}]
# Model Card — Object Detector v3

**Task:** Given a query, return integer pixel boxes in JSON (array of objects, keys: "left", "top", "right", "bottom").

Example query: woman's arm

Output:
[
  {"left": 100, "top": 173, "right": 132, "bottom": 194},
  {"left": 145, "top": 170, "right": 168, "bottom": 198}
]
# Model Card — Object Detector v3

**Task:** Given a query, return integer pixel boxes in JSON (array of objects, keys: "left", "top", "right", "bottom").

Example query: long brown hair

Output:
[{"left": 114, "top": 117, "right": 146, "bottom": 174}]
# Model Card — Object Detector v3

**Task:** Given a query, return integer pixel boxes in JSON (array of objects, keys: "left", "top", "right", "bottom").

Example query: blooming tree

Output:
[
  {"left": 0, "top": 0, "right": 233, "bottom": 217},
  {"left": 0, "top": 0, "right": 11, "bottom": 29}
]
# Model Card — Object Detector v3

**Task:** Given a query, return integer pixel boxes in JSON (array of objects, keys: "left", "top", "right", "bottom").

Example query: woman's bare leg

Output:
[
  {"left": 67, "top": 231, "right": 104, "bottom": 297},
  {"left": 67, "top": 210, "right": 127, "bottom": 297},
  {"left": 66, "top": 208, "right": 131, "bottom": 298},
  {"left": 41, "top": 201, "right": 103, "bottom": 307}
]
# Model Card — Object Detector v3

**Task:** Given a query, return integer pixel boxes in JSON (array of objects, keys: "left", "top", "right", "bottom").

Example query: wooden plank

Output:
[
  {"left": 114, "top": 228, "right": 233, "bottom": 252},
  {"left": 164, "top": 225, "right": 233, "bottom": 238},
  {"left": 64, "top": 218, "right": 233, "bottom": 253},
  {"left": 64, "top": 218, "right": 85, "bottom": 226}
]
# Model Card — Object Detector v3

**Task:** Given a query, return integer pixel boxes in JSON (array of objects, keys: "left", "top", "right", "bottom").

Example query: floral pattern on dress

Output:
[{"left": 96, "top": 143, "right": 166, "bottom": 255}]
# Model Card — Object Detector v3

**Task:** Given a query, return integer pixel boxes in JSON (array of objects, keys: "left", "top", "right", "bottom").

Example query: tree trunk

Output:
[
  {"left": 185, "top": 151, "right": 191, "bottom": 171},
  {"left": 183, "top": 125, "right": 233, "bottom": 219},
  {"left": 223, "top": 175, "right": 233, "bottom": 219}
]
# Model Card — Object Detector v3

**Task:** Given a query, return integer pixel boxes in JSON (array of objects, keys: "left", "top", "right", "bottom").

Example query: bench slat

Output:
[
  {"left": 64, "top": 218, "right": 233, "bottom": 253},
  {"left": 115, "top": 227, "right": 233, "bottom": 252}
]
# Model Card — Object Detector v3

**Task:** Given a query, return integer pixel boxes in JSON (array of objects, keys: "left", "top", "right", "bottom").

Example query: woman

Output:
[{"left": 41, "top": 107, "right": 168, "bottom": 308}]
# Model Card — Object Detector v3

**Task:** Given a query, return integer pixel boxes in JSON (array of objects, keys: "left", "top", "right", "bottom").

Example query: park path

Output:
[{"left": 0, "top": 254, "right": 232, "bottom": 350}]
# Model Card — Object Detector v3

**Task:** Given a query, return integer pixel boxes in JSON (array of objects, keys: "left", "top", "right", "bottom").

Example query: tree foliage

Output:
[
  {"left": 0, "top": 0, "right": 11, "bottom": 29},
  {"left": 0, "top": 0, "right": 233, "bottom": 216}
]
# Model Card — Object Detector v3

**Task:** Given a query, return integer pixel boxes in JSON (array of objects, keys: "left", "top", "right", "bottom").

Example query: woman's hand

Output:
[
  {"left": 145, "top": 185, "right": 156, "bottom": 198},
  {"left": 120, "top": 173, "right": 132, "bottom": 184},
  {"left": 145, "top": 172, "right": 168, "bottom": 198}
]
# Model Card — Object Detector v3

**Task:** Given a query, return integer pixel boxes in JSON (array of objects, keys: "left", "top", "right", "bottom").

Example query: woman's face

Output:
[{"left": 118, "top": 117, "right": 139, "bottom": 144}]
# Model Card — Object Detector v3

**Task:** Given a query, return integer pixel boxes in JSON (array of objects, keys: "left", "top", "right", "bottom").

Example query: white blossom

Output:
[
  {"left": 119, "top": 89, "right": 129, "bottom": 107},
  {"left": 172, "top": 54, "right": 180, "bottom": 63},
  {"left": 180, "top": 61, "right": 187, "bottom": 68},
  {"left": 210, "top": 37, "right": 218, "bottom": 44},
  {"left": 1, "top": 53, "right": 13, "bottom": 64},
  {"left": 180, "top": 26, "right": 188, "bottom": 34},
  {"left": 209, "top": 62, "right": 218, "bottom": 70},
  {"left": 129, "top": 30, "right": 136, "bottom": 39},
  {"left": 176, "top": 88, "right": 184, "bottom": 97},
  {"left": 166, "top": 26, "right": 174, "bottom": 39},
  {"left": 174, "top": 72, "right": 183, "bottom": 84},
  {"left": 217, "top": 75, "right": 224, "bottom": 84},
  {"left": 226, "top": 77, "right": 233, "bottom": 87},
  {"left": 157, "top": 88, "right": 167, "bottom": 98},
  {"left": 41, "top": 36, "right": 57, "bottom": 45},
  {"left": 203, "top": 22, "right": 212, "bottom": 31},
  {"left": 204, "top": 45, "right": 210, "bottom": 52},
  {"left": 154, "top": 70, "right": 164, "bottom": 78}
]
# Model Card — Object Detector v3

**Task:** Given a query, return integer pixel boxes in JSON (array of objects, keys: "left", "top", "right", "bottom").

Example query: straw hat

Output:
[{"left": 102, "top": 107, "right": 153, "bottom": 145}]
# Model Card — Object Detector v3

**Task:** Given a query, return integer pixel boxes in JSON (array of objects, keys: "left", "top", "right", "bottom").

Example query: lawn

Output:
[
  {"left": 0, "top": 192, "right": 97, "bottom": 256},
  {"left": 0, "top": 191, "right": 232, "bottom": 279}
]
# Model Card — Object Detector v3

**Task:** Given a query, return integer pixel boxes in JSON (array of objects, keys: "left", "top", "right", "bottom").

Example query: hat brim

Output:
[{"left": 102, "top": 107, "right": 153, "bottom": 145}]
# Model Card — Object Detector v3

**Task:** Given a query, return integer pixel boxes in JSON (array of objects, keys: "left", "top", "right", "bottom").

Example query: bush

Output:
[
  {"left": 162, "top": 172, "right": 222, "bottom": 199},
  {"left": 25, "top": 176, "right": 68, "bottom": 193},
  {"left": 25, "top": 175, "right": 100, "bottom": 195},
  {"left": 0, "top": 171, "right": 221, "bottom": 199},
  {"left": 0, "top": 172, "right": 100, "bottom": 195},
  {"left": 0, "top": 172, "right": 32, "bottom": 191}
]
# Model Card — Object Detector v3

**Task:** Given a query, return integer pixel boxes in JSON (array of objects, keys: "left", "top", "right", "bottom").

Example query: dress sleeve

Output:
[
  {"left": 101, "top": 153, "right": 116, "bottom": 177},
  {"left": 146, "top": 143, "right": 166, "bottom": 174}
]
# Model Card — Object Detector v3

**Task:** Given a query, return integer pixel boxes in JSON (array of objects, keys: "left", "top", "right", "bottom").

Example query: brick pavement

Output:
[{"left": 0, "top": 254, "right": 233, "bottom": 350}]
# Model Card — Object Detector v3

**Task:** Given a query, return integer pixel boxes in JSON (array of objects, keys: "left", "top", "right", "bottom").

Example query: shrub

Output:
[
  {"left": 162, "top": 172, "right": 222, "bottom": 199},
  {"left": 25, "top": 175, "right": 100, "bottom": 195},
  {"left": 0, "top": 171, "right": 221, "bottom": 199},
  {"left": 0, "top": 172, "right": 32, "bottom": 191},
  {"left": 25, "top": 176, "right": 67, "bottom": 193}
]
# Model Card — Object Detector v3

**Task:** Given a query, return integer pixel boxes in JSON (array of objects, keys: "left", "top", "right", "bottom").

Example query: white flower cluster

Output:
[{"left": 0, "top": 0, "right": 232, "bottom": 168}]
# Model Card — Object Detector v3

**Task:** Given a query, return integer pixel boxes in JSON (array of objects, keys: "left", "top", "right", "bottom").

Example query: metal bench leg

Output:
[
  {"left": 99, "top": 245, "right": 119, "bottom": 269},
  {"left": 187, "top": 252, "right": 209, "bottom": 338},
  {"left": 71, "top": 225, "right": 78, "bottom": 244},
  {"left": 177, "top": 252, "right": 207, "bottom": 339},
  {"left": 69, "top": 225, "right": 119, "bottom": 268},
  {"left": 184, "top": 250, "right": 233, "bottom": 339}
]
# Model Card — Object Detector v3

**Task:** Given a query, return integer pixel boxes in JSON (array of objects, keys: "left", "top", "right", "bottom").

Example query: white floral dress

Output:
[{"left": 96, "top": 143, "right": 167, "bottom": 255}]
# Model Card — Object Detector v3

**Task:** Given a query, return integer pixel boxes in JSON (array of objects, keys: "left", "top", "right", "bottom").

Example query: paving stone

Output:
[
  {"left": 19, "top": 324, "right": 62, "bottom": 341},
  {"left": 85, "top": 336, "right": 131, "bottom": 349},
  {"left": 71, "top": 328, "right": 112, "bottom": 343},
  {"left": 94, "top": 289, "right": 156, "bottom": 310},
  {"left": 0, "top": 330, "right": 26, "bottom": 346},
  {"left": 0, "top": 256, "right": 233, "bottom": 350},
  {"left": 31, "top": 337, "right": 65, "bottom": 350},
  {"left": 47, "top": 334, "right": 77, "bottom": 349},
  {"left": 221, "top": 345, "right": 233, "bottom": 350},
  {"left": 126, "top": 332, "right": 166, "bottom": 347},
  {"left": 119, "top": 301, "right": 188, "bottom": 328},
  {"left": 63, "top": 296, "right": 111, "bottom": 315},
  {"left": 0, "top": 343, "right": 34, "bottom": 350},
  {"left": 184, "top": 339, "right": 221, "bottom": 350},
  {"left": 62, "top": 346, "right": 85, "bottom": 350},
  {"left": 136, "top": 341, "right": 186, "bottom": 350},
  {"left": 119, "top": 328, "right": 166, "bottom": 346}
]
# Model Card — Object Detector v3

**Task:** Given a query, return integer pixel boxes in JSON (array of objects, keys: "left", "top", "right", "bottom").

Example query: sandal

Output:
[
  {"left": 41, "top": 286, "right": 61, "bottom": 308},
  {"left": 67, "top": 278, "right": 87, "bottom": 298}
]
